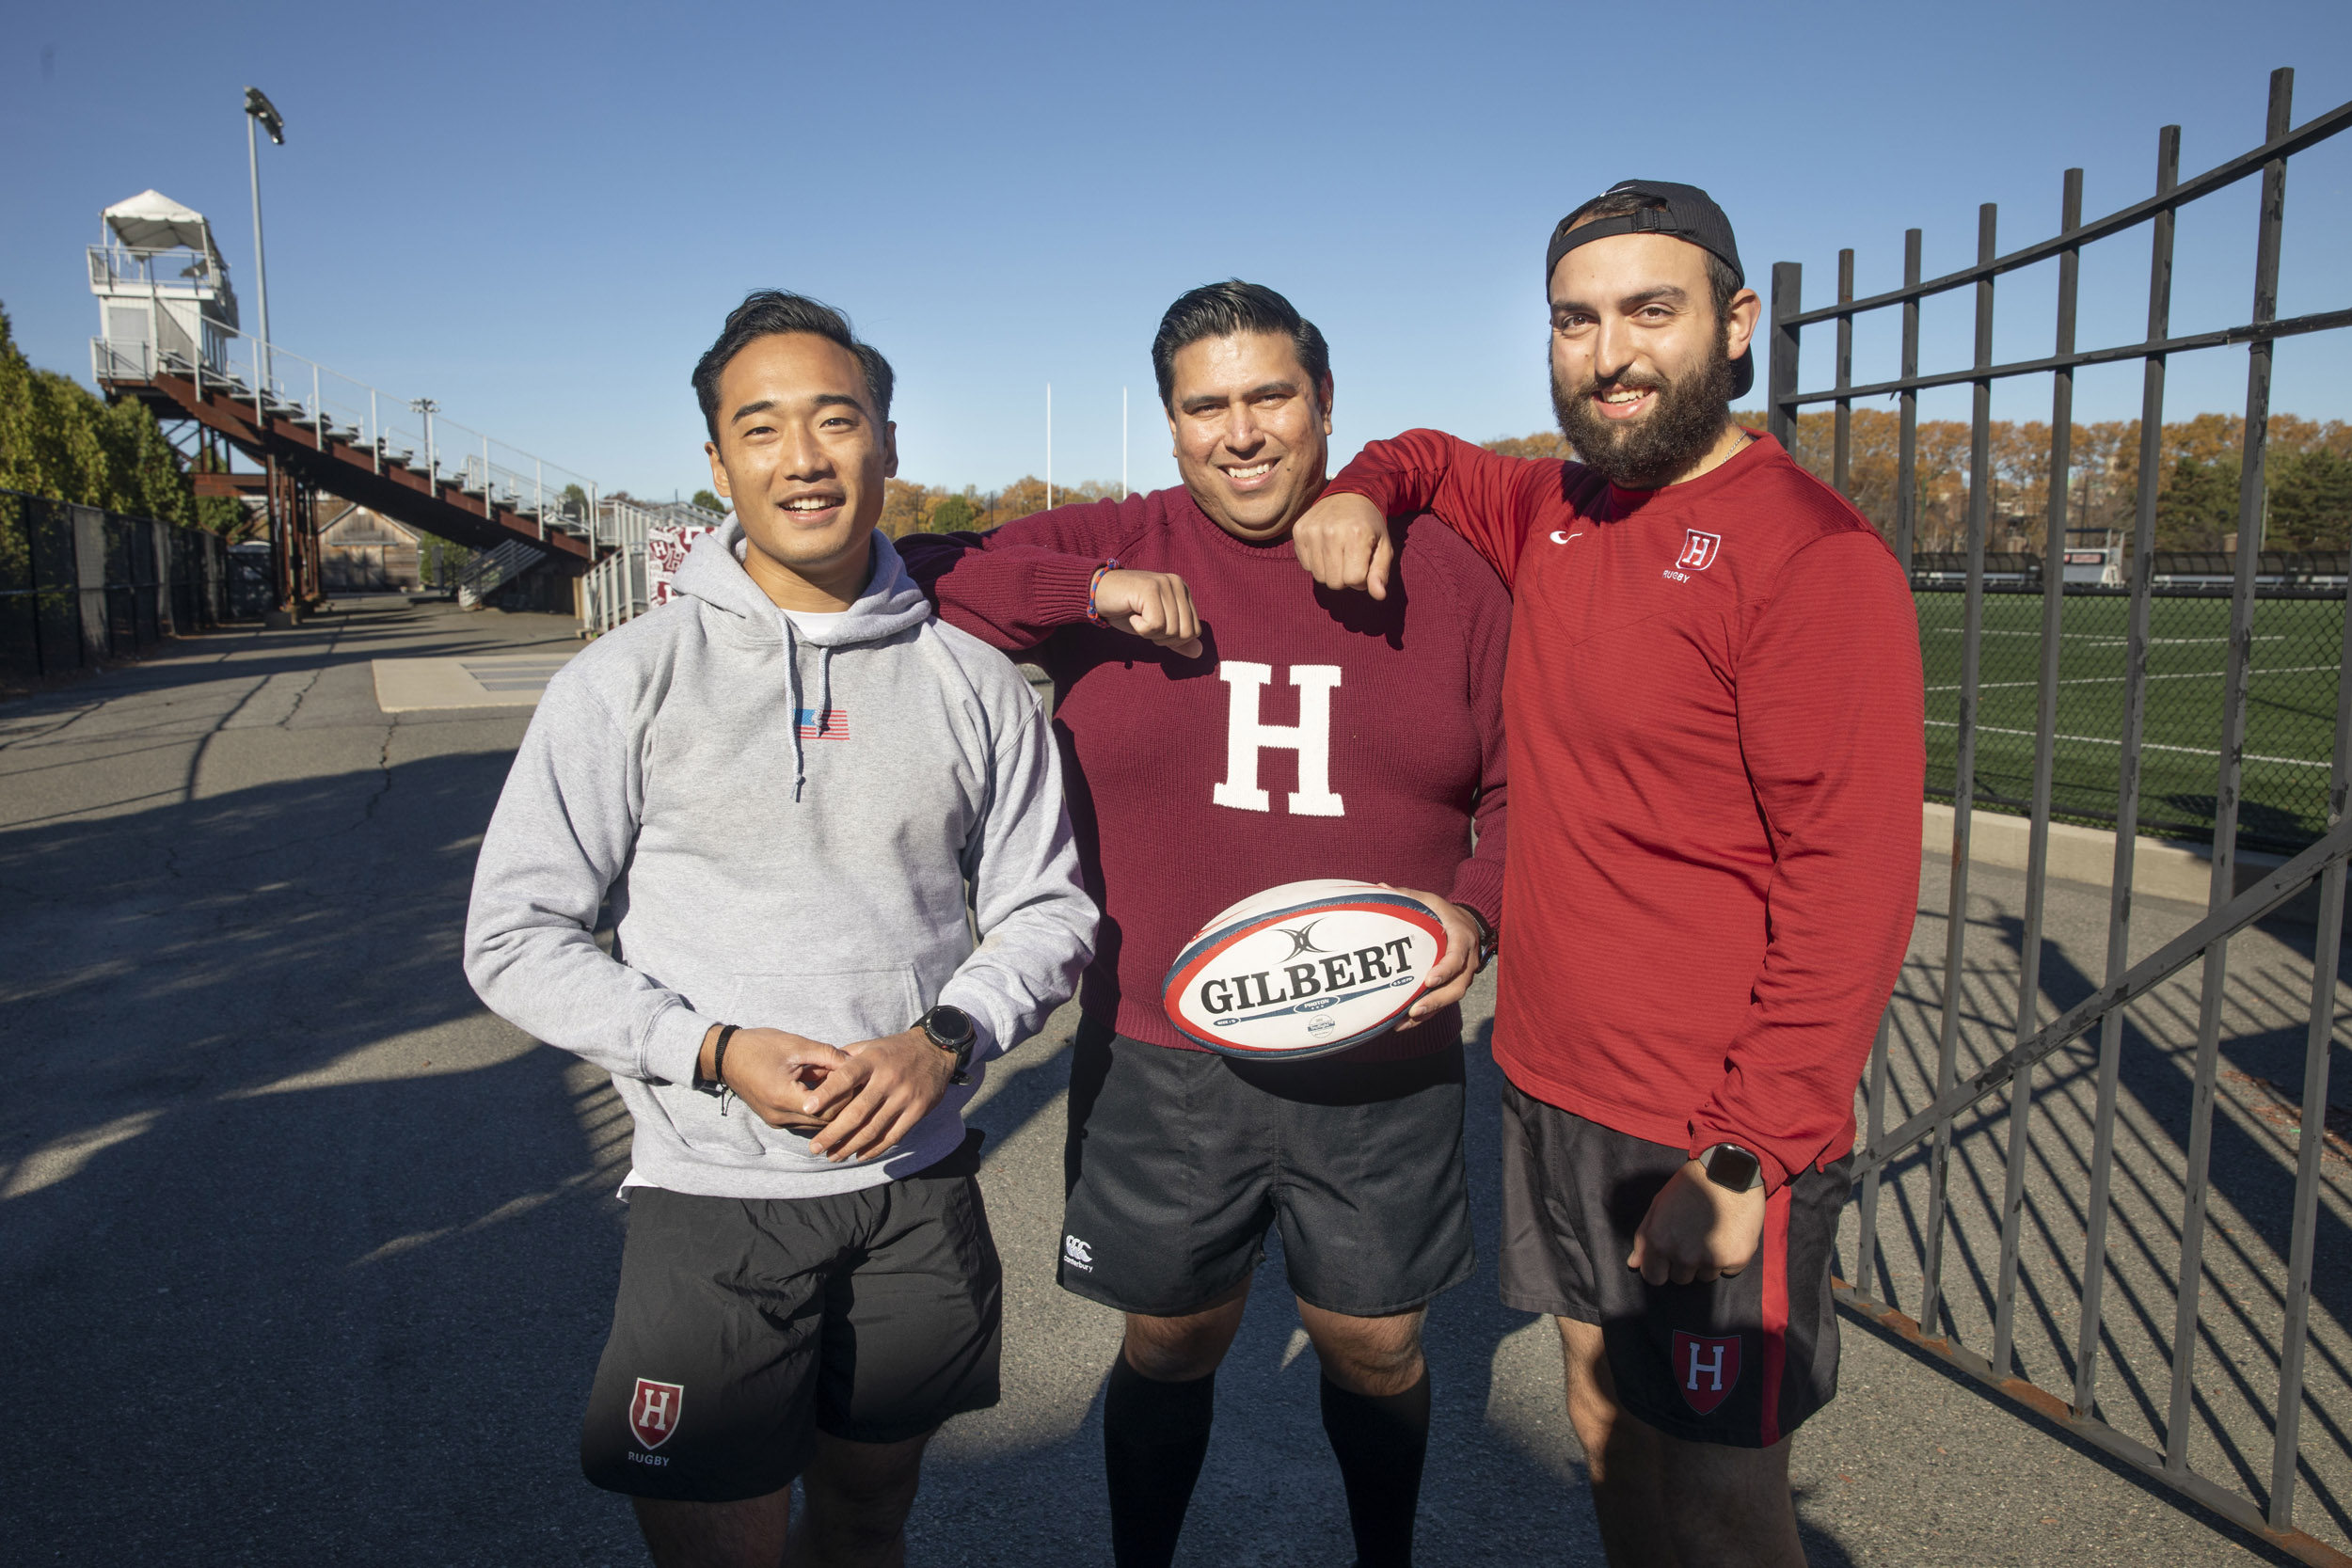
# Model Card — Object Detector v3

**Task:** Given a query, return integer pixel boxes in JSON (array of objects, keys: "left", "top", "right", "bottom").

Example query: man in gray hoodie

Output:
[{"left": 466, "top": 291, "right": 1095, "bottom": 1567}]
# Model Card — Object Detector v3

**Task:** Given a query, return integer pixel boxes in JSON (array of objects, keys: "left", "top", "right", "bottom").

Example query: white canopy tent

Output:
[{"left": 102, "top": 189, "right": 224, "bottom": 261}]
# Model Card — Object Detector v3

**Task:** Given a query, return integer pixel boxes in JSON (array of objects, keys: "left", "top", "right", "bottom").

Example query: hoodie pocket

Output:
[{"left": 664, "top": 967, "right": 927, "bottom": 1160}]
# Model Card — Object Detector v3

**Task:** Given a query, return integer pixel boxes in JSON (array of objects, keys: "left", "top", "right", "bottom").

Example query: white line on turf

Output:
[
  {"left": 1923, "top": 719, "right": 2329, "bottom": 768},
  {"left": 1926, "top": 630, "right": 2291, "bottom": 644},
  {"left": 1926, "top": 663, "right": 2342, "bottom": 693}
]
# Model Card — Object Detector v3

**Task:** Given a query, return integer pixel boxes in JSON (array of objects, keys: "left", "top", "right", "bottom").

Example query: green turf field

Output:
[{"left": 1915, "top": 591, "right": 2344, "bottom": 853}]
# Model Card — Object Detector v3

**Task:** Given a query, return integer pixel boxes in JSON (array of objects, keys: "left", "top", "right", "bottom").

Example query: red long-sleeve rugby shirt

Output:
[
  {"left": 1327, "top": 430, "right": 1923, "bottom": 1189},
  {"left": 896, "top": 486, "right": 1510, "bottom": 1061}
]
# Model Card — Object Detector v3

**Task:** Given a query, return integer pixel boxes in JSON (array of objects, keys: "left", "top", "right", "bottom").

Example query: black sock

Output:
[
  {"left": 1103, "top": 1354, "right": 1216, "bottom": 1568},
  {"left": 1320, "top": 1370, "right": 1432, "bottom": 1568}
]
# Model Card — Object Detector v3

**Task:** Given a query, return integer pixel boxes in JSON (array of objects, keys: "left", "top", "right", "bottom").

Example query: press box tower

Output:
[{"left": 87, "top": 189, "right": 239, "bottom": 383}]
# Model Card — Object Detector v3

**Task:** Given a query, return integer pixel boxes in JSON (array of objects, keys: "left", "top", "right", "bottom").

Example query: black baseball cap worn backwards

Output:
[{"left": 1545, "top": 179, "right": 1754, "bottom": 399}]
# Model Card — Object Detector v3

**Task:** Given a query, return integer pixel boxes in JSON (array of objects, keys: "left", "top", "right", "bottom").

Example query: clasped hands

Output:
[{"left": 698, "top": 1023, "right": 954, "bottom": 1163}]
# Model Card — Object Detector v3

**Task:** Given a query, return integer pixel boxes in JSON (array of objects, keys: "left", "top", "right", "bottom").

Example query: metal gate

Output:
[{"left": 1767, "top": 69, "right": 2352, "bottom": 1564}]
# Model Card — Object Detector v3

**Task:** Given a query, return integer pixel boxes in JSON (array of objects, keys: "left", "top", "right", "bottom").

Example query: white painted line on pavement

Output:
[{"left": 372, "top": 651, "right": 579, "bottom": 712}]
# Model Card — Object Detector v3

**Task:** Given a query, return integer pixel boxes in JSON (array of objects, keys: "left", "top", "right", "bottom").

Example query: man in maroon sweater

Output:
[
  {"left": 897, "top": 281, "right": 1510, "bottom": 1568},
  {"left": 1295, "top": 183, "right": 1924, "bottom": 1567}
]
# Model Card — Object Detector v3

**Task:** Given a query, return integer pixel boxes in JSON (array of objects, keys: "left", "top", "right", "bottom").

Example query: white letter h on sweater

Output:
[{"left": 1212, "top": 662, "right": 1343, "bottom": 816}]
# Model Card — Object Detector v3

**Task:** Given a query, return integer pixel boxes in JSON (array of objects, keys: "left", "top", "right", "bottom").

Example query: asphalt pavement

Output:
[{"left": 1, "top": 597, "right": 2341, "bottom": 1566}]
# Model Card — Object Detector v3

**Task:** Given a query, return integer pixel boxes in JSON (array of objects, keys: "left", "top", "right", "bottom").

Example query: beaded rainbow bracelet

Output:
[{"left": 1085, "top": 559, "right": 1120, "bottom": 627}]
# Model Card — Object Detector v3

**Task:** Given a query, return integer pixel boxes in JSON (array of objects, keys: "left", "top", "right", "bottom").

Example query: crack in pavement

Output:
[
  {"left": 274, "top": 610, "right": 355, "bottom": 730},
  {"left": 362, "top": 717, "right": 400, "bottom": 824}
]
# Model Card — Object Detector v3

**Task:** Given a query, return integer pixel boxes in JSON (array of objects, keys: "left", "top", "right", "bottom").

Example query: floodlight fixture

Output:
[{"left": 244, "top": 87, "right": 285, "bottom": 145}]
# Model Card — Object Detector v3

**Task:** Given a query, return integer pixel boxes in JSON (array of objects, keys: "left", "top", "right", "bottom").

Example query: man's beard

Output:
[{"left": 1550, "top": 328, "right": 1734, "bottom": 490}]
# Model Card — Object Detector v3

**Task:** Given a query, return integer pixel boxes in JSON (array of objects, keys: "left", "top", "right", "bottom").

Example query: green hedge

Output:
[{"left": 0, "top": 302, "right": 245, "bottom": 536}]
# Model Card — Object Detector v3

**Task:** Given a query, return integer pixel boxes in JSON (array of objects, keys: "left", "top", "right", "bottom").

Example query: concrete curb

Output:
[{"left": 1922, "top": 802, "right": 2338, "bottom": 925}]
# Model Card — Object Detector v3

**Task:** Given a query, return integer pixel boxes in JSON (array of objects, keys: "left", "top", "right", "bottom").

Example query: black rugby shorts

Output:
[
  {"left": 1498, "top": 1080, "right": 1850, "bottom": 1449},
  {"left": 1057, "top": 1017, "right": 1474, "bottom": 1318},
  {"left": 580, "top": 1131, "right": 1001, "bottom": 1501}
]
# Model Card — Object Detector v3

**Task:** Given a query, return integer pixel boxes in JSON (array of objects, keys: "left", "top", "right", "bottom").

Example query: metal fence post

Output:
[
  {"left": 1768, "top": 261, "right": 1802, "bottom": 450},
  {"left": 1919, "top": 203, "right": 1999, "bottom": 1338},
  {"left": 1856, "top": 229, "right": 1924, "bottom": 1307},
  {"left": 2270, "top": 542, "right": 2352, "bottom": 1534},
  {"left": 2168, "top": 64, "right": 2295, "bottom": 1481},
  {"left": 2074, "top": 119, "right": 2180, "bottom": 1421},
  {"left": 1896, "top": 230, "right": 1922, "bottom": 562},
  {"left": 1834, "top": 249, "right": 1853, "bottom": 498},
  {"left": 1991, "top": 166, "right": 2084, "bottom": 1381}
]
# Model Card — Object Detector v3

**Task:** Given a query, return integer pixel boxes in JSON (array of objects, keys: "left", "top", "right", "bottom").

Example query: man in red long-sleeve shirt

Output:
[
  {"left": 896, "top": 281, "right": 1511, "bottom": 1568},
  {"left": 1295, "top": 182, "right": 1924, "bottom": 1568}
]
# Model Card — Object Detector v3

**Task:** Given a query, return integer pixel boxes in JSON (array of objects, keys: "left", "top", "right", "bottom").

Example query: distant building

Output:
[{"left": 318, "top": 503, "right": 422, "bottom": 592}]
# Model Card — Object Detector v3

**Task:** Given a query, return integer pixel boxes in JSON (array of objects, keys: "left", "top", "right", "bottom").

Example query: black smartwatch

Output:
[
  {"left": 918, "top": 1005, "right": 977, "bottom": 1086},
  {"left": 1698, "top": 1142, "right": 1764, "bottom": 1193}
]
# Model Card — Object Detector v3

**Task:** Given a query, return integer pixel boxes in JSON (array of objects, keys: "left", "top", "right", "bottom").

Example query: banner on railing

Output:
[{"left": 646, "top": 524, "right": 716, "bottom": 609}]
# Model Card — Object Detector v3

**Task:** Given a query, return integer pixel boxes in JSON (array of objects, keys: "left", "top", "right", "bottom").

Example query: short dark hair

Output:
[
  {"left": 1152, "top": 280, "right": 1330, "bottom": 410},
  {"left": 692, "top": 290, "right": 895, "bottom": 441},
  {"left": 1565, "top": 191, "right": 1741, "bottom": 323}
]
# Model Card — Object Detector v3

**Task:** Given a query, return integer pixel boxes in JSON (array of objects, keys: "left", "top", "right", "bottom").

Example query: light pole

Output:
[
  {"left": 244, "top": 87, "right": 288, "bottom": 613},
  {"left": 242, "top": 87, "right": 284, "bottom": 391},
  {"left": 410, "top": 398, "right": 439, "bottom": 486}
]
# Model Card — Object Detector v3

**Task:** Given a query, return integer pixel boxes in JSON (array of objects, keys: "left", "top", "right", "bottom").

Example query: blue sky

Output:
[{"left": 6, "top": 0, "right": 2348, "bottom": 503}]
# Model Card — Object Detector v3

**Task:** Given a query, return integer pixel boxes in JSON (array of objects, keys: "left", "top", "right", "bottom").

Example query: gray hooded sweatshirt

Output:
[{"left": 464, "top": 524, "right": 1095, "bottom": 1199}]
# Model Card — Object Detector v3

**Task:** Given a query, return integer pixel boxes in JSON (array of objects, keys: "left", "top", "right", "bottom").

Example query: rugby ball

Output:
[{"left": 1162, "top": 879, "right": 1449, "bottom": 1059}]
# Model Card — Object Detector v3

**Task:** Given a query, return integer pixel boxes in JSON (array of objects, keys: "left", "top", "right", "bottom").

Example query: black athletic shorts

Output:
[
  {"left": 580, "top": 1131, "right": 1002, "bottom": 1502},
  {"left": 1498, "top": 1080, "right": 1850, "bottom": 1449},
  {"left": 1058, "top": 1018, "right": 1474, "bottom": 1319}
]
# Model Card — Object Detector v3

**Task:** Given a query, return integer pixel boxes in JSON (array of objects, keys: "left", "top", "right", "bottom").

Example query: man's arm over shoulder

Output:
[
  {"left": 1419, "top": 527, "right": 1511, "bottom": 934},
  {"left": 463, "top": 668, "right": 715, "bottom": 1087},
  {"left": 934, "top": 648, "right": 1097, "bottom": 1064},
  {"left": 1327, "top": 429, "right": 1564, "bottom": 588},
  {"left": 1691, "top": 530, "right": 1925, "bottom": 1190},
  {"left": 895, "top": 494, "right": 1146, "bottom": 654}
]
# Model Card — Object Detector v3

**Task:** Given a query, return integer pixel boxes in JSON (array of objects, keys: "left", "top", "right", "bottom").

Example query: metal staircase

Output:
[
  {"left": 86, "top": 197, "right": 606, "bottom": 612},
  {"left": 454, "top": 539, "right": 549, "bottom": 608}
]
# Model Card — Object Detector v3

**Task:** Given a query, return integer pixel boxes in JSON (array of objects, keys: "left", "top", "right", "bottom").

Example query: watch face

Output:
[
  {"left": 927, "top": 1006, "right": 974, "bottom": 1049},
  {"left": 1705, "top": 1145, "right": 1760, "bottom": 1191}
]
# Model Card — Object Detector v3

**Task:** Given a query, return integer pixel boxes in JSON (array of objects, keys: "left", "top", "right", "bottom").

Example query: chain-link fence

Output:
[
  {"left": 1917, "top": 579, "right": 2343, "bottom": 855},
  {"left": 0, "top": 489, "right": 234, "bottom": 681}
]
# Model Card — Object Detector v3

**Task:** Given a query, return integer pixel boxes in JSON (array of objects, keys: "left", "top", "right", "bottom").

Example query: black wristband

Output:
[
  {"left": 697, "top": 1023, "right": 739, "bottom": 1096},
  {"left": 712, "top": 1024, "right": 739, "bottom": 1088},
  {"left": 1464, "top": 906, "right": 1497, "bottom": 963}
]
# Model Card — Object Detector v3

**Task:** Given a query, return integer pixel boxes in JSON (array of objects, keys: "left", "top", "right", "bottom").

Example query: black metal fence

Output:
[
  {"left": 1770, "top": 68, "right": 2352, "bottom": 1565},
  {"left": 0, "top": 488, "right": 237, "bottom": 681}
]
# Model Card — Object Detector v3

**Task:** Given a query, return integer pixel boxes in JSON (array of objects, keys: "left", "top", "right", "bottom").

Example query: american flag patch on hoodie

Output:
[{"left": 795, "top": 708, "right": 850, "bottom": 740}]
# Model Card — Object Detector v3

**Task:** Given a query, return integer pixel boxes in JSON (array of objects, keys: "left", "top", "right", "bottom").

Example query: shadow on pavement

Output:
[
  {"left": 0, "top": 700, "right": 1877, "bottom": 1564},
  {"left": 0, "top": 747, "right": 640, "bottom": 1563}
]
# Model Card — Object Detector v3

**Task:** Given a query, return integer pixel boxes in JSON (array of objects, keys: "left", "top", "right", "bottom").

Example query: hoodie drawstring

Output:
[
  {"left": 784, "top": 616, "right": 807, "bottom": 802},
  {"left": 816, "top": 646, "right": 834, "bottom": 742}
]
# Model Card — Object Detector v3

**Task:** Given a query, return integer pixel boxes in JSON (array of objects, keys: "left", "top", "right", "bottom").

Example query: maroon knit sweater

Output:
[{"left": 897, "top": 486, "right": 1510, "bottom": 1060}]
